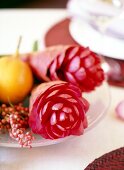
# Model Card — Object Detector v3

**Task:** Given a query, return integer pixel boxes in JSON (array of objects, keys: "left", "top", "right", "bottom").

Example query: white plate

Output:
[
  {"left": 69, "top": 18, "right": 124, "bottom": 60},
  {"left": 0, "top": 82, "right": 110, "bottom": 148}
]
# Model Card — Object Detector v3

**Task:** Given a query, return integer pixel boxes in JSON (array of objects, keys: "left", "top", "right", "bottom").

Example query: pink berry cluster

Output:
[{"left": 0, "top": 103, "right": 34, "bottom": 148}]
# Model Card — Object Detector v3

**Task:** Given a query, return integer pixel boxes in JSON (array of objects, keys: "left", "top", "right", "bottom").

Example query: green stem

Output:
[
  {"left": 14, "top": 36, "right": 22, "bottom": 58},
  {"left": 32, "top": 40, "right": 38, "bottom": 52}
]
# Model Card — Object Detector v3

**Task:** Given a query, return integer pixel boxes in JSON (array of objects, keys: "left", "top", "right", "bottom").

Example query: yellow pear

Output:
[{"left": 0, "top": 37, "right": 33, "bottom": 104}]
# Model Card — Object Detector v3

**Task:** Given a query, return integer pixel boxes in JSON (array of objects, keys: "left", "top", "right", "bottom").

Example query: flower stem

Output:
[{"left": 32, "top": 40, "right": 38, "bottom": 52}]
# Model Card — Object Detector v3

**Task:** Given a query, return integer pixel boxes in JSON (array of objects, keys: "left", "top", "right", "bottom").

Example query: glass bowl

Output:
[{"left": 0, "top": 82, "right": 110, "bottom": 147}]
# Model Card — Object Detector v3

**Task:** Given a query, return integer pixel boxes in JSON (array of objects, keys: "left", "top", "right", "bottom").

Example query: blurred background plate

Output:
[{"left": 69, "top": 18, "right": 124, "bottom": 60}]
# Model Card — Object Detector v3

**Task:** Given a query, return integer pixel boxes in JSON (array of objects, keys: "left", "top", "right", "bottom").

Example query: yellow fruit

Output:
[{"left": 0, "top": 56, "right": 33, "bottom": 104}]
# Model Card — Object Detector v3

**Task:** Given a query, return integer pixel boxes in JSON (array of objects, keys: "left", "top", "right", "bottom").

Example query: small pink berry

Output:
[{"left": 116, "top": 100, "right": 124, "bottom": 120}]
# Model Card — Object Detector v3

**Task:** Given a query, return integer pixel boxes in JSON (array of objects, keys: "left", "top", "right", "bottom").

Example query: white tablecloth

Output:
[{"left": 0, "top": 9, "right": 124, "bottom": 170}]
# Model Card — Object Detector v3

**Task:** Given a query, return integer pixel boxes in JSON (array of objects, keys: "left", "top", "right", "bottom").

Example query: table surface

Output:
[{"left": 0, "top": 9, "right": 124, "bottom": 170}]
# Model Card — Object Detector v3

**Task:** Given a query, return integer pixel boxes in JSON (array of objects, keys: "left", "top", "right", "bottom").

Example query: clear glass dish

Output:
[{"left": 0, "top": 82, "right": 110, "bottom": 148}]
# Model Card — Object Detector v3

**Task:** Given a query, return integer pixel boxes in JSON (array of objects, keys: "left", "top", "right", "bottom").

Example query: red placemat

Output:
[
  {"left": 84, "top": 147, "right": 124, "bottom": 170},
  {"left": 44, "top": 18, "right": 124, "bottom": 87},
  {"left": 45, "top": 18, "right": 78, "bottom": 47}
]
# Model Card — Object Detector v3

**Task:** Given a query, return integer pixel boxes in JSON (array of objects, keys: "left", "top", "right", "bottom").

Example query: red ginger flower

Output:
[
  {"left": 23, "top": 45, "right": 104, "bottom": 92},
  {"left": 29, "top": 81, "right": 89, "bottom": 139},
  {"left": 47, "top": 46, "right": 104, "bottom": 92}
]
